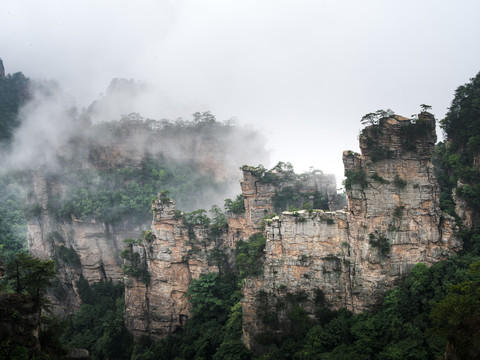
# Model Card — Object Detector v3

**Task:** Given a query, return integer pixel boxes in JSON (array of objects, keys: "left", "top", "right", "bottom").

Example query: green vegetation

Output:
[
  {"left": 370, "top": 172, "right": 389, "bottom": 184},
  {"left": 121, "top": 241, "right": 150, "bottom": 285},
  {"left": 225, "top": 194, "right": 246, "bottom": 214},
  {"left": 54, "top": 245, "right": 81, "bottom": 268},
  {"left": 131, "top": 272, "right": 249, "bottom": 360},
  {"left": 0, "top": 252, "right": 66, "bottom": 358},
  {"left": 436, "top": 71, "right": 480, "bottom": 252},
  {"left": 61, "top": 277, "right": 133, "bottom": 360},
  {"left": 0, "top": 175, "right": 27, "bottom": 261},
  {"left": 0, "top": 71, "right": 29, "bottom": 143},
  {"left": 1, "top": 252, "right": 56, "bottom": 302},
  {"left": 242, "top": 162, "right": 296, "bottom": 185},
  {"left": 273, "top": 186, "right": 329, "bottom": 213},
  {"left": 360, "top": 109, "right": 395, "bottom": 126},
  {"left": 343, "top": 169, "right": 367, "bottom": 190},
  {"left": 48, "top": 155, "right": 223, "bottom": 227},
  {"left": 393, "top": 175, "right": 407, "bottom": 189},
  {"left": 393, "top": 205, "right": 405, "bottom": 218},
  {"left": 369, "top": 231, "right": 391, "bottom": 257},
  {"left": 235, "top": 233, "right": 267, "bottom": 279},
  {"left": 400, "top": 118, "right": 432, "bottom": 151}
]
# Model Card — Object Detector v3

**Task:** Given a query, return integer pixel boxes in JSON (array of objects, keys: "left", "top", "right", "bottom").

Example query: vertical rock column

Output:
[{"left": 124, "top": 195, "right": 219, "bottom": 339}]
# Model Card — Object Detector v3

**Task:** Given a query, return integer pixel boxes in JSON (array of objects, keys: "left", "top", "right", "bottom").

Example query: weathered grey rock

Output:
[
  {"left": 124, "top": 197, "right": 219, "bottom": 339},
  {"left": 241, "top": 113, "right": 461, "bottom": 348}
]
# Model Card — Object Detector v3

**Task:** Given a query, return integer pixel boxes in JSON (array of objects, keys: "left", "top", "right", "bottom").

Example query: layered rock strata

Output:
[
  {"left": 124, "top": 196, "right": 219, "bottom": 338},
  {"left": 241, "top": 113, "right": 461, "bottom": 348},
  {"left": 26, "top": 169, "right": 129, "bottom": 315},
  {"left": 229, "top": 166, "right": 339, "bottom": 245}
]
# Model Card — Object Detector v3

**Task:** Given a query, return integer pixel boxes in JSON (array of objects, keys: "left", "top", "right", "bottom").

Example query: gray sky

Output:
[{"left": 2, "top": 0, "right": 480, "bottom": 185}]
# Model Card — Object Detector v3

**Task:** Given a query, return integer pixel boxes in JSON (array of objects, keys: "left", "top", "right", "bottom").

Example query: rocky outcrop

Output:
[
  {"left": 241, "top": 113, "right": 461, "bottom": 348},
  {"left": 26, "top": 168, "right": 141, "bottom": 315},
  {"left": 124, "top": 196, "right": 219, "bottom": 339},
  {"left": 25, "top": 115, "right": 268, "bottom": 316},
  {"left": 230, "top": 165, "right": 339, "bottom": 243}
]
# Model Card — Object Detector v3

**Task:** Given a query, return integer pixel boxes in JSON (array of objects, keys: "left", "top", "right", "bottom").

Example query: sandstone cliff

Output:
[
  {"left": 26, "top": 169, "right": 130, "bottom": 315},
  {"left": 123, "top": 166, "right": 339, "bottom": 338},
  {"left": 124, "top": 195, "right": 219, "bottom": 338},
  {"left": 241, "top": 113, "right": 461, "bottom": 348},
  {"left": 25, "top": 116, "right": 268, "bottom": 315}
]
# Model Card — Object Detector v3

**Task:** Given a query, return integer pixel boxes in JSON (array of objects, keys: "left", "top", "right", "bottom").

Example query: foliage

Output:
[
  {"left": 0, "top": 71, "right": 29, "bottom": 143},
  {"left": 343, "top": 169, "right": 367, "bottom": 190},
  {"left": 1, "top": 252, "right": 56, "bottom": 302},
  {"left": 439, "top": 72, "right": 480, "bottom": 213},
  {"left": 430, "top": 261, "right": 480, "bottom": 358},
  {"left": 210, "top": 205, "right": 228, "bottom": 236},
  {"left": 183, "top": 208, "right": 211, "bottom": 227},
  {"left": 393, "top": 175, "right": 407, "bottom": 189},
  {"left": 225, "top": 194, "right": 246, "bottom": 214},
  {"left": 256, "top": 256, "right": 480, "bottom": 359},
  {"left": 186, "top": 272, "right": 238, "bottom": 322},
  {"left": 0, "top": 174, "right": 27, "bottom": 261},
  {"left": 361, "top": 109, "right": 395, "bottom": 126},
  {"left": 0, "top": 340, "right": 29, "bottom": 360},
  {"left": 121, "top": 242, "right": 150, "bottom": 285},
  {"left": 132, "top": 272, "right": 248, "bottom": 360},
  {"left": 54, "top": 245, "right": 81, "bottom": 267},
  {"left": 400, "top": 118, "right": 432, "bottom": 151},
  {"left": 371, "top": 172, "right": 389, "bottom": 184},
  {"left": 235, "top": 233, "right": 267, "bottom": 279},
  {"left": 61, "top": 277, "right": 133, "bottom": 360},
  {"left": 273, "top": 185, "right": 328, "bottom": 213},
  {"left": 242, "top": 162, "right": 297, "bottom": 186},
  {"left": 0, "top": 252, "right": 65, "bottom": 358},
  {"left": 369, "top": 232, "right": 391, "bottom": 256},
  {"left": 49, "top": 154, "right": 224, "bottom": 226},
  {"left": 393, "top": 205, "right": 404, "bottom": 218}
]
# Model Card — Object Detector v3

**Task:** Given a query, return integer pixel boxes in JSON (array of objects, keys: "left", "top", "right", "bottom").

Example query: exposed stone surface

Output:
[
  {"left": 26, "top": 169, "right": 134, "bottom": 315},
  {"left": 234, "top": 165, "right": 339, "bottom": 240},
  {"left": 124, "top": 196, "right": 219, "bottom": 339},
  {"left": 26, "top": 109, "right": 462, "bottom": 349},
  {"left": 241, "top": 113, "right": 462, "bottom": 348},
  {"left": 25, "top": 117, "right": 267, "bottom": 316}
]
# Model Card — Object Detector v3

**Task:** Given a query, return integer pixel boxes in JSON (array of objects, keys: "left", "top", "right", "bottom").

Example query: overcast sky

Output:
[{"left": 2, "top": 0, "right": 480, "bottom": 185}]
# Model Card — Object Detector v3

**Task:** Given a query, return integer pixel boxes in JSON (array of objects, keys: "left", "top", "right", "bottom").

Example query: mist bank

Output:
[{"left": 1, "top": 73, "right": 271, "bottom": 213}]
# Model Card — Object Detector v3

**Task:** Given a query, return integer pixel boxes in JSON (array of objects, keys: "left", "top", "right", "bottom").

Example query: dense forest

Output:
[{"left": 1, "top": 68, "right": 480, "bottom": 359}]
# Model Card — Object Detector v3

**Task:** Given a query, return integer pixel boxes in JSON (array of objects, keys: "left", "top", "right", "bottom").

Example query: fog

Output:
[
  {"left": 2, "top": 0, "right": 480, "bottom": 184},
  {"left": 0, "top": 76, "right": 271, "bottom": 213}
]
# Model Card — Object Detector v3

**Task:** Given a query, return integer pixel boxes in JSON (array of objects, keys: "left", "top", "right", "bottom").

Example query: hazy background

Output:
[{"left": 2, "top": 0, "right": 480, "bottom": 185}]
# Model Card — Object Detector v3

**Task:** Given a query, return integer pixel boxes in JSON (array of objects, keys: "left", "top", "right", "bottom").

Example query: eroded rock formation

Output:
[
  {"left": 26, "top": 169, "right": 129, "bottom": 315},
  {"left": 124, "top": 196, "right": 219, "bottom": 338},
  {"left": 241, "top": 113, "right": 461, "bottom": 348}
]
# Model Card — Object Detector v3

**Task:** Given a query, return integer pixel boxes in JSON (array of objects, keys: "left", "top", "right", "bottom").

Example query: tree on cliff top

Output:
[{"left": 361, "top": 109, "right": 395, "bottom": 126}]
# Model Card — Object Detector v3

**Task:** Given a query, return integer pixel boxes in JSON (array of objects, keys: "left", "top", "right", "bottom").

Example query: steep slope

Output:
[
  {"left": 240, "top": 113, "right": 461, "bottom": 348},
  {"left": 25, "top": 115, "right": 269, "bottom": 315}
]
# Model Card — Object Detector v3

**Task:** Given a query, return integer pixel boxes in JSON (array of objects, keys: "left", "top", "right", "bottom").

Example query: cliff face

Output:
[
  {"left": 124, "top": 196, "right": 219, "bottom": 338},
  {"left": 241, "top": 113, "right": 461, "bottom": 347},
  {"left": 25, "top": 117, "right": 268, "bottom": 315},
  {"left": 26, "top": 169, "right": 130, "bottom": 315}
]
